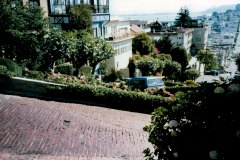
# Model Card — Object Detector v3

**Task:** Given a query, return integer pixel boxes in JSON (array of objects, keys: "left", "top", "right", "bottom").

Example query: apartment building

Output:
[
  {"left": 23, "top": 0, "right": 110, "bottom": 38},
  {"left": 148, "top": 27, "right": 194, "bottom": 55},
  {"left": 104, "top": 20, "right": 134, "bottom": 75},
  {"left": 191, "top": 25, "right": 209, "bottom": 55}
]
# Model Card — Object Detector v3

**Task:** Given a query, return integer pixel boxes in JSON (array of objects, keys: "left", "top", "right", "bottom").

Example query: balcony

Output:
[{"left": 105, "top": 32, "right": 133, "bottom": 41}]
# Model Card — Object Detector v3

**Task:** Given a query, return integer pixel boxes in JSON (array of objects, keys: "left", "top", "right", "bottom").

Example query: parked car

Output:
[
  {"left": 216, "top": 69, "right": 230, "bottom": 74},
  {"left": 233, "top": 74, "right": 240, "bottom": 82},
  {"left": 204, "top": 70, "right": 219, "bottom": 76},
  {"left": 125, "top": 76, "right": 165, "bottom": 91}
]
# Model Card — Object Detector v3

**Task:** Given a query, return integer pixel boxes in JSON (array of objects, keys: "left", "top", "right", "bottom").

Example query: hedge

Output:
[
  {"left": 0, "top": 57, "right": 22, "bottom": 76},
  {"left": 165, "top": 86, "right": 199, "bottom": 94},
  {"left": 0, "top": 65, "right": 14, "bottom": 79},
  {"left": 55, "top": 64, "right": 74, "bottom": 75},
  {"left": 46, "top": 84, "right": 175, "bottom": 114}
]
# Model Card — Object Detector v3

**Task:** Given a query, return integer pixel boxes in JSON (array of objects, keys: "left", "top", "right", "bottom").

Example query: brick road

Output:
[{"left": 0, "top": 93, "right": 152, "bottom": 160}]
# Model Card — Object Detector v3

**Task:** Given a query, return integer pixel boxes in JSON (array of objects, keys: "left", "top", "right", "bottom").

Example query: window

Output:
[
  {"left": 50, "top": 0, "right": 66, "bottom": 14},
  {"left": 29, "top": 0, "right": 40, "bottom": 6},
  {"left": 99, "top": 0, "right": 107, "bottom": 5},
  {"left": 130, "top": 80, "right": 146, "bottom": 88},
  {"left": 83, "top": 0, "right": 90, "bottom": 4},
  {"left": 93, "top": 0, "right": 109, "bottom": 13}
]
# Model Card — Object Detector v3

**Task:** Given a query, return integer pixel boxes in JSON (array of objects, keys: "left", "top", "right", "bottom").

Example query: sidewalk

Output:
[{"left": 0, "top": 94, "right": 152, "bottom": 160}]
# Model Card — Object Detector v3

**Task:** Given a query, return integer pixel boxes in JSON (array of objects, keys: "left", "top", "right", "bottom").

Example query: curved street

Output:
[{"left": 0, "top": 93, "right": 152, "bottom": 160}]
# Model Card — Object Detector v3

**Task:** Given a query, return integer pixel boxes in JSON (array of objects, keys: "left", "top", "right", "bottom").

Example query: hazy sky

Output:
[{"left": 110, "top": 0, "right": 240, "bottom": 15}]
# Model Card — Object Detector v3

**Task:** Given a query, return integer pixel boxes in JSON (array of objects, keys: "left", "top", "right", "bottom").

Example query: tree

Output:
[
  {"left": 89, "top": 37, "right": 115, "bottom": 74},
  {"left": 155, "top": 35, "right": 173, "bottom": 54},
  {"left": 128, "top": 58, "right": 136, "bottom": 77},
  {"left": 137, "top": 59, "right": 157, "bottom": 76},
  {"left": 64, "top": 4, "right": 93, "bottom": 33},
  {"left": 170, "top": 46, "right": 188, "bottom": 75},
  {"left": 136, "top": 56, "right": 161, "bottom": 76},
  {"left": 163, "top": 60, "right": 181, "bottom": 80},
  {"left": 183, "top": 68, "right": 200, "bottom": 81},
  {"left": 0, "top": 0, "right": 48, "bottom": 69},
  {"left": 196, "top": 50, "right": 217, "bottom": 71},
  {"left": 175, "top": 7, "right": 192, "bottom": 28},
  {"left": 72, "top": 31, "right": 115, "bottom": 75},
  {"left": 132, "top": 33, "right": 154, "bottom": 56},
  {"left": 71, "top": 31, "right": 91, "bottom": 75},
  {"left": 40, "top": 28, "right": 73, "bottom": 72}
]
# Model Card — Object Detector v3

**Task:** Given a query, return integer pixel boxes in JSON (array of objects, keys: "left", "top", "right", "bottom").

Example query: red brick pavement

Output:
[{"left": 0, "top": 94, "right": 152, "bottom": 160}]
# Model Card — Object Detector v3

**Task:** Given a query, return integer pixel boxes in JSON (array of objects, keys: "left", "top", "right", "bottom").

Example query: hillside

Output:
[{"left": 204, "top": 4, "right": 237, "bottom": 13}]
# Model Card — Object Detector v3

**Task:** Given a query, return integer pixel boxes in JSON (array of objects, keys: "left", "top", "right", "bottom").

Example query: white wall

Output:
[{"left": 107, "top": 39, "right": 132, "bottom": 70}]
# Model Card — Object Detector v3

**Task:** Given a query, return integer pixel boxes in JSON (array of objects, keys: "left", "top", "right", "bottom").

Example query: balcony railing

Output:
[{"left": 105, "top": 32, "right": 132, "bottom": 41}]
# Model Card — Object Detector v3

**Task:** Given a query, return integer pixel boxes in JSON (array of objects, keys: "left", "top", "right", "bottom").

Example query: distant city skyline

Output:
[{"left": 110, "top": 0, "right": 240, "bottom": 15}]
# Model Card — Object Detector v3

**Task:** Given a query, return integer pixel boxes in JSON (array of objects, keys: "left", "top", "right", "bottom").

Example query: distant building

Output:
[
  {"left": 130, "top": 24, "right": 144, "bottom": 36},
  {"left": 150, "top": 21, "right": 162, "bottom": 33},
  {"left": 104, "top": 20, "right": 134, "bottom": 76},
  {"left": 148, "top": 27, "right": 194, "bottom": 55},
  {"left": 207, "top": 45, "right": 232, "bottom": 67},
  {"left": 149, "top": 21, "right": 170, "bottom": 33},
  {"left": 236, "top": 4, "right": 240, "bottom": 11},
  {"left": 23, "top": 0, "right": 110, "bottom": 38},
  {"left": 128, "top": 20, "right": 148, "bottom": 30},
  {"left": 191, "top": 25, "right": 209, "bottom": 55}
]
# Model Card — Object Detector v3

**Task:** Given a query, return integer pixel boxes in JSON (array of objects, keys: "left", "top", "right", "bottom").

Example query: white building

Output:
[
  {"left": 148, "top": 28, "right": 194, "bottom": 55},
  {"left": 104, "top": 20, "right": 134, "bottom": 76}
]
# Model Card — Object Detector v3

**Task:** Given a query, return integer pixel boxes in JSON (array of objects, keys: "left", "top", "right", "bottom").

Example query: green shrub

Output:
[
  {"left": 23, "top": 70, "right": 45, "bottom": 80},
  {"left": 0, "top": 65, "right": 14, "bottom": 78},
  {"left": 183, "top": 68, "right": 200, "bottom": 80},
  {"left": 164, "top": 80, "right": 185, "bottom": 87},
  {"left": 52, "top": 77, "right": 66, "bottom": 84},
  {"left": 184, "top": 80, "right": 199, "bottom": 86},
  {"left": 103, "top": 68, "right": 124, "bottom": 82},
  {"left": 55, "top": 64, "right": 74, "bottom": 75},
  {"left": 0, "top": 65, "right": 7, "bottom": 73},
  {"left": 144, "top": 82, "right": 240, "bottom": 160},
  {"left": 165, "top": 85, "right": 199, "bottom": 94},
  {"left": 0, "top": 57, "right": 22, "bottom": 76},
  {"left": 46, "top": 84, "right": 174, "bottom": 113},
  {"left": 80, "top": 66, "right": 92, "bottom": 77}
]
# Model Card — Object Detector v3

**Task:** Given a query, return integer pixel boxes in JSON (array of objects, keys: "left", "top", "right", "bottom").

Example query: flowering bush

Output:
[
  {"left": 147, "top": 88, "right": 175, "bottom": 98},
  {"left": 144, "top": 81, "right": 240, "bottom": 159}
]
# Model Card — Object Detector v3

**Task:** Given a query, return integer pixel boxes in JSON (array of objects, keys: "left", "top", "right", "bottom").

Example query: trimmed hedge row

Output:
[
  {"left": 46, "top": 84, "right": 175, "bottom": 114},
  {"left": 165, "top": 85, "right": 199, "bottom": 94}
]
